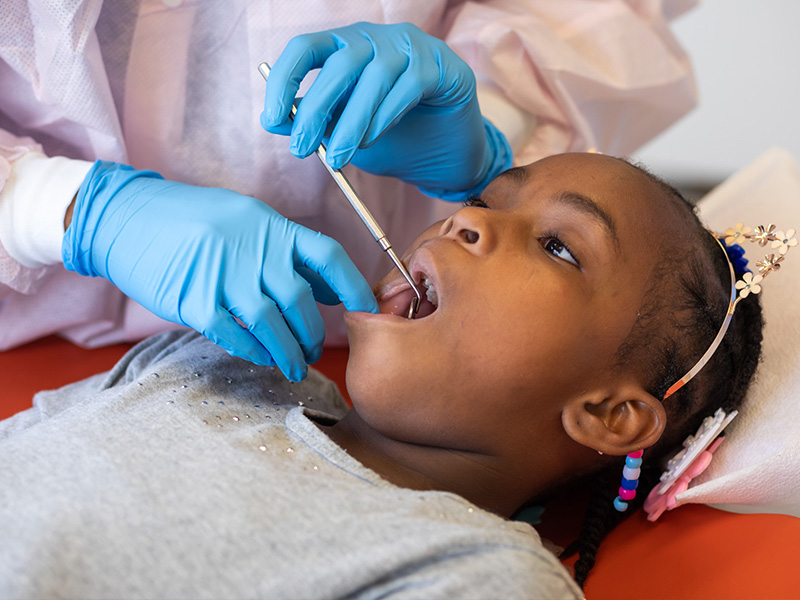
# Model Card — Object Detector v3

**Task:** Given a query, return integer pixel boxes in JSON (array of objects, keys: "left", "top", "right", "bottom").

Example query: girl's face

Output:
[{"left": 344, "top": 153, "right": 681, "bottom": 465}]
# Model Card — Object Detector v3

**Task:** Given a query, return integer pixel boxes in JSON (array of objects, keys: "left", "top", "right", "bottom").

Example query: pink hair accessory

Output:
[
  {"left": 642, "top": 407, "right": 737, "bottom": 521},
  {"left": 654, "top": 408, "right": 736, "bottom": 495},
  {"left": 643, "top": 437, "right": 725, "bottom": 522}
]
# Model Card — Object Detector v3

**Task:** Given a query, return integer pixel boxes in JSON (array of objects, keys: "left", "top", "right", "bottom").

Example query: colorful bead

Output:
[
  {"left": 614, "top": 450, "right": 644, "bottom": 512},
  {"left": 622, "top": 466, "right": 641, "bottom": 480},
  {"left": 625, "top": 456, "right": 643, "bottom": 469}
]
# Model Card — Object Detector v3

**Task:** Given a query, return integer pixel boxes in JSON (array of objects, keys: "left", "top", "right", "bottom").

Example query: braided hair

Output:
[{"left": 565, "top": 163, "right": 764, "bottom": 588}]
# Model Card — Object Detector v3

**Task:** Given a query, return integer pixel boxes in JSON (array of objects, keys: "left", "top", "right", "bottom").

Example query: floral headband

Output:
[{"left": 662, "top": 223, "right": 796, "bottom": 399}]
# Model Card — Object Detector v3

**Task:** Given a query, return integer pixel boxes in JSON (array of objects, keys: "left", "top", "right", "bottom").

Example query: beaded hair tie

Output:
[{"left": 613, "top": 223, "right": 796, "bottom": 512}]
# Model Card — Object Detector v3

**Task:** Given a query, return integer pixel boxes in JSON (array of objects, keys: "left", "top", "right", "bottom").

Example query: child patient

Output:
[{"left": 0, "top": 153, "right": 762, "bottom": 599}]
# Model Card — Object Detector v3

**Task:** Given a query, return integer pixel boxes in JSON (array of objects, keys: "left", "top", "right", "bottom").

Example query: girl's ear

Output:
[{"left": 560, "top": 382, "right": 666, "bottom": 454}]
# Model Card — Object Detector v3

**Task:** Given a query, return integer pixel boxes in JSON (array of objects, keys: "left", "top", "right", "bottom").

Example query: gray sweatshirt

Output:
[{"left": 0, "top": 330, "right": 581, "bottom": 599}]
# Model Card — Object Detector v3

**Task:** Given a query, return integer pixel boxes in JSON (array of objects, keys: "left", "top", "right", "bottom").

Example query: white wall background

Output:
[{"left": 632, "top": 0, "right": 800, "bottom": 188}]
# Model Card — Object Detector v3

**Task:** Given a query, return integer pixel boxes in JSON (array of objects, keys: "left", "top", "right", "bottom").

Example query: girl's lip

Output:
[{"left": 344, "top": 309, "right": 409, "bottom": 325}]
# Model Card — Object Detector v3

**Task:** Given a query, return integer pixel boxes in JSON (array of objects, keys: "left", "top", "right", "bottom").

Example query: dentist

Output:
[{"left": 0, "top": 3, "right": 697, "bottom": 381}]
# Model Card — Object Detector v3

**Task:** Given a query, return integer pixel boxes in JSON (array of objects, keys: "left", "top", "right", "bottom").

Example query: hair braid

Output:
[{"left": 568, "top": 474, "right": 613, "bottom": 588}]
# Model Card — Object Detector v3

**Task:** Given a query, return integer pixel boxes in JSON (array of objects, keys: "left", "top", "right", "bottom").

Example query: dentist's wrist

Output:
[
  {"left": 0, "top": 153, "right": 92, "bottom": 269},
  {"left": 64, "top": 193, "right": 76, "bottom": 230}
]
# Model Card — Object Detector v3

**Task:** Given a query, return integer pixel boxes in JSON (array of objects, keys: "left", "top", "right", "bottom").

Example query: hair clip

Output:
[
  {"left": 642, "top": 409, "right": 736, "bottom": 521},
  {"left": 654, "top": 408, "right": 736, "bottom": 496},
  {"left": 663, "top": 223, "right": 795, "bottom": 399}
]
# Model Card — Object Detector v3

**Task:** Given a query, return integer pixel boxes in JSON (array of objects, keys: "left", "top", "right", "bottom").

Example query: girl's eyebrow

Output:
[
  {"left": 496, "top": 165, "right": 529, "bottom": 183},
  {"left": 554, "top": 190, "right": 620, "bottom": 250},
  {"left": 494, "top": 167, "right": 620, "bottom": 249}
]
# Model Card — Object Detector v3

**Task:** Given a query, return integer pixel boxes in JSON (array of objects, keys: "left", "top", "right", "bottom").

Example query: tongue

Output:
[
  {"left": 378, "top": 287, "right": 417, "bottom": 317},
  {"left": 377, "top": 287, "right": 437, "bottom": 319}
]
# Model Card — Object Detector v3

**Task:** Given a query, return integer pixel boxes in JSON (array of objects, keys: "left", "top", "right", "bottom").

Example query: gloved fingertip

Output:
[
  {"left": 326, "top": 154, "right": 343, "bottom": 170},
  {"left": 229, "top": 339, "right": 275, "bottom": 367},
  {"left": 287, "top": 364, "right": 308, "bottom": 383},
  {"left": 356, "top": 293, "right": 379, "bottom": 314},
  {"left": 290, "top": 136, "right": 310, "bottom": 159},
  {"left": 260, "top": 110, "right": 277, "bottom": 129},
  {"left": 326, "top": 147, "right": 355, "bottom": 171},
  {"left": 306, "top": 345, "right": 323, "bottom": 365},
  {"left": 341, "top": 296, "right": 378, "bottom": 315}
]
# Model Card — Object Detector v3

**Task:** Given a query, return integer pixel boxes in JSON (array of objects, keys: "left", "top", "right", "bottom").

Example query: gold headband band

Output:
[{"left": 663, "top": 224, "right": 795, "bottom": 399}]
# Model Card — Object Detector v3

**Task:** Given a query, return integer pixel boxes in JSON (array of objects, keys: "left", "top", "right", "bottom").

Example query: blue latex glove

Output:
[
  {"left": 261, "top": 22, "right": 512, "bottom": 202},
  {"left": 62, "top": 161, "right": 378, "bottom": 382}
]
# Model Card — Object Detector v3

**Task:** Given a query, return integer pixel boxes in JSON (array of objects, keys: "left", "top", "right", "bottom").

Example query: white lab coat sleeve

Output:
[
  {"left": 0, "top": 128, "right": 170, "bottom": 351},
  {"left": 0, "top": 129, "right": 92, "bottom": 291},
  {"left": 442, "top": 0, "right": 699, "bottom": 164}
]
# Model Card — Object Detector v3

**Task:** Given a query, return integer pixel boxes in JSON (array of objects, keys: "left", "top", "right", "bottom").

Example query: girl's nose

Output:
[{"left": 438, "top": 207, "right": 494, "bottom": 253}]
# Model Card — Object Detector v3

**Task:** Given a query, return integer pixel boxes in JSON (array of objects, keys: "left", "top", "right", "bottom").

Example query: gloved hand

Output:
[
  {"left": 62, "top": 161, "right": 378, "bottom": 382},
  {"left": 261, "top": 22, "right": 512, "bottom": 202}
]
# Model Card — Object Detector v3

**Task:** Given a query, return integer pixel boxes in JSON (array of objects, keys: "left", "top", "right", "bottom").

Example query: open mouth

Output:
[{"left": 375, "top": 266, "right": 440, "bottom": 320}]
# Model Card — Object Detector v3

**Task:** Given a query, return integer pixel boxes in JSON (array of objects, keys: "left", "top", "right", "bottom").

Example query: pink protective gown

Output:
[{"left": 0, "top": 0, "right": 697, "bottom": 350}]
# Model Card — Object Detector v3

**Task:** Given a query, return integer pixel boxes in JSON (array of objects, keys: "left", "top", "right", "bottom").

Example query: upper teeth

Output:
[{"left": 422, "top": 276, "right": 438, "bottom": 306}]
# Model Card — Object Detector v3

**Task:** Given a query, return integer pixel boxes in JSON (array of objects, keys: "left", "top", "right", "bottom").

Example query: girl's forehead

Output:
[
  {"left": 518, "top": 154, "right": 654, "bottom": 198},
  {"left": 505, "top": 154, "right": 678, "bottom": 232}
]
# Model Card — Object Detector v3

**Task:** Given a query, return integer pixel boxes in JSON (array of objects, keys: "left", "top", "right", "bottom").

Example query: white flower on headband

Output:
[
  {"left": 735, "top": 272, "right": 762, "bottom": 298},
  {"left": 724, "top": 223, "right": 751, "bottom": 245},
  {"left": 771, "top": 229, "right": 797, "bottom": 255},
  {"left": 727, "top": 222, "right": 794, "bottom": 307}
]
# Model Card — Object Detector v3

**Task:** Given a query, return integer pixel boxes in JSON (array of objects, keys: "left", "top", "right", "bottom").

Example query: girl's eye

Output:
[
  {"left": 463, "top": 196, "right": 490, "bottom": 209},
  {"left": 541, "top": 236, "right": 580, "bottom": 267}
]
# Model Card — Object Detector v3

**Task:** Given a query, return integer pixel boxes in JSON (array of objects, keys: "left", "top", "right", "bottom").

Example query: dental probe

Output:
[{"left": 258, "top": 62, "right": 421, "bottom": 319}]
